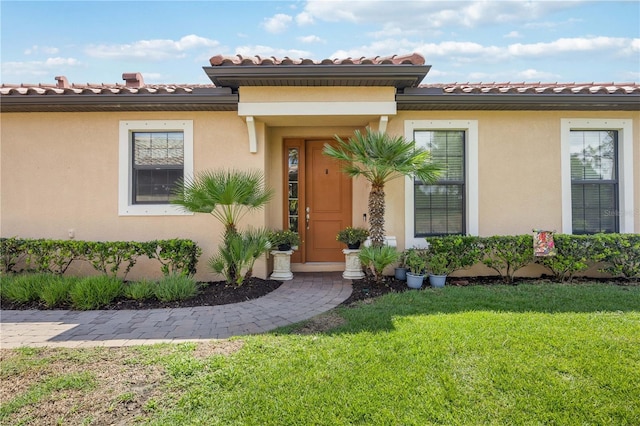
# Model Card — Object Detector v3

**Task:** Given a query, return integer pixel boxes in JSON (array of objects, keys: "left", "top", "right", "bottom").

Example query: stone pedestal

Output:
[
  {"left": 270, "top": 250, "right": 294, "bottom": 280},
  {"left": 342, "top": 249, "right": 365, "bottom": 279}
]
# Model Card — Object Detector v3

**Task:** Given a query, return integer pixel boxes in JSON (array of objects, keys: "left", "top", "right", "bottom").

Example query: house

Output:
[{"left": 1, "top": 53, "right": 638, "bottom": 280}]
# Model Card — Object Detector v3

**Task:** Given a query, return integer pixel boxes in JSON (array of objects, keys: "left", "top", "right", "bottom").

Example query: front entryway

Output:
[{"left": 284, "top": 139, "right": 352, "bottom": 263}]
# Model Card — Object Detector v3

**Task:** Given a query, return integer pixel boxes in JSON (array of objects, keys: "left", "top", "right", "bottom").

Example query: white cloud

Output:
[
  {"left": 508, "top": 37, "right": 636, "bottom": 57},
  {"left": 1, "top": 57, "right": 81, "bottom": 79},
  {"left": 515, "top": 68, "right": 560, "bottom": 81},
  {"left": 262, "top": 14, "right": 293, "bottom": 34},
  {"left": 298, "top": 35, "right": 324, "bottom": 44},
  {"left": 24, "top": 45, "right": 60, "bottom": 55},
  {"left": 504, "top": 31, "right": 521, "bottom": 39},
  {"left": 296, "top": 11, "right": 314, "bottom": 26},
  {"left": 302, "top": 0, "right": 579, "bottom": 28},
  {"left": 86, "top": 35, "right": 219, "bottom": 61}
]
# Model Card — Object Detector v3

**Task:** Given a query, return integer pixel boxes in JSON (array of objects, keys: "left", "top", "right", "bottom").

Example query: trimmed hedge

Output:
[
  {"left": 0, "top": 238, "right": 202, "bottom": 278},
  {"left": 419, "top": 233, "right": 639, "bottom": 282}
]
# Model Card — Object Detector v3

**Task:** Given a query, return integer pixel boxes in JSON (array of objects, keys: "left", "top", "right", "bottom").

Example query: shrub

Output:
[
  {"left": 425, "top": 235, "right": 483, "bottom": 275},
  {"left": 124, "top": 280, "right": 156, "bottom": 301},
  {"left": 536, "top": 234, "right": 596, "bottom": 282},
  {"left": 149, "top": 239, "right": 202, "bottom": 276},
  {"left": 1, "top": 273, "right": 47, "bottom": 303},
  {"left": 0, "top": 237, "right": 28, "bottom": 273},
  {"left": 39, "top": 275, "right": 77, "bottom": 308},
  {"left": 593, "top": 233, "right": 640, "bottom": 280},
  {"left": 358, "top": 245, "right": 400, "bottom": 283},
  {"left": 481, "top": 235, "right": 534, "bottom": 283},
  {"left": 153, "top": 274, "right": 199, "bottom": 302},
  {"left": 70, "top": 276, "right": 123, "bottom": 310}
]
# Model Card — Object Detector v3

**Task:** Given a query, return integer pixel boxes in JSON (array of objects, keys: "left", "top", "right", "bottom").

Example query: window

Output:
[
  {"left": 414, "top": 130, "right": 465, "bottom": 236},
  {"left": 404, "top": 120, "right": 478, "bottom": 248},
  {"left": 561, "top": 119, "right": 634, "bottom": 234},
  {"left": 570, "top": 130, "right": 618, "bottom": 234},
  {"left": 119, "top": 120, "right": 193, "bottom": 216},
  {"left": 132, "top": 131, "right": 184, "bottom": 204}
]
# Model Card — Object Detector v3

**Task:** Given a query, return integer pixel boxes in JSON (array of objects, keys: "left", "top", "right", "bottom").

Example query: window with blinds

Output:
[
  {"left": 132, "top": 131, "right": 184, "bottom": 204},
  {"left": 413, "top": 130, "right": 465, "bottom": 236},
  {"left": 570, "top": 130, "right": 618, "bottom": 234}
]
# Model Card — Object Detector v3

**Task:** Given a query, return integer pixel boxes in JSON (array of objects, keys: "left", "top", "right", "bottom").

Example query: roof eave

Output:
[
  {"left": 203, "top": 64, "right": 432, "bottom": 89},
  {"left": 396, "top": 93, "right": 640, "bottom": 111},
  {"left": 0, "top": 92, "right": 239, "bottom": 113}
]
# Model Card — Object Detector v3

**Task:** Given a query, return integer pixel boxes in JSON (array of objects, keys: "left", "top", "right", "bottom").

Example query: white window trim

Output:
[
  {"left": 561, "top": 118, "right": 634, "bottom": 234},
  {"left": 404, "top": 120, "right": 479, "bottom": 248},
  {"left": 119, "top": 120, "right": 194, "bottom": 216}
]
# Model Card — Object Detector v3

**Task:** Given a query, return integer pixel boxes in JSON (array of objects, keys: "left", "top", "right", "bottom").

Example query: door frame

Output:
[{"left": 283, "top": 138, "right": 352, "bottom": 263}]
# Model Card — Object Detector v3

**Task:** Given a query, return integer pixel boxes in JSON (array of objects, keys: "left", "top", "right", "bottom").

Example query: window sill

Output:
[{"left": 118, "top": 205, "right": 193, "bottom": 216}]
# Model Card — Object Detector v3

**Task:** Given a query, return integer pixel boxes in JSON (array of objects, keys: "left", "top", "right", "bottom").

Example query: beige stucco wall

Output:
[
  {"left": 0, "top": 111, "right": 268, "bottom": 281},
  {"left": 2, "top": 104, "right": 638, "bottom": 280}
]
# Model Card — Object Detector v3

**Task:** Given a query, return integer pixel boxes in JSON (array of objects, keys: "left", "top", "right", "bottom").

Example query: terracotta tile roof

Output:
[
  {"left": 0, "top": 82, "right": 217, "bottom": 96},
  {"left": 421, "top": 82, "right": 640, "bottom": 95},
  {"left": 208, "top": 53, "right": 426, "bottom": 66}
]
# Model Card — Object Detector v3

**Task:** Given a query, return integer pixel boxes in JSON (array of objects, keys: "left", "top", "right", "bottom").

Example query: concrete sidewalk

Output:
[{"left": 0, "top": 272, "right": 352, "bottom": 349}]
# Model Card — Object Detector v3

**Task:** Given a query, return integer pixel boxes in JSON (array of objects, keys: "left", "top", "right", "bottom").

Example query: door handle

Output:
[{"left": 306, "top": 207, "right": 310, "bottom": 230}]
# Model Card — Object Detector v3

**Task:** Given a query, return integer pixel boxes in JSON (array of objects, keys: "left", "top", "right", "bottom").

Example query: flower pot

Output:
[
  {"left": 394, "top": 267, "right": 407, "bottom": 281},
  {"left": 277, "top": 243, "right": 292, "bottom": 251},
  {"left": 406, "top": 272, "right": 424, "bottom": 289},
  {"left": 347, "top": 242, "right": 361, "bottom": 249},
  {"left": 429, "top": 274, "right": 447, "bottom": 288}
]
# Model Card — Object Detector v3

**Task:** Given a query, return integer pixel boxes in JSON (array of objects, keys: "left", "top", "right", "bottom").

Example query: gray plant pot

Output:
[
  {"left": 429, "top": 274, "right": 447, "bottom": 288},
  {"left": 394, "top": 267, "right": 407, "bottom": 281},
  {"left": 406, "top": 272, "right": 424, "bottom": 289}
]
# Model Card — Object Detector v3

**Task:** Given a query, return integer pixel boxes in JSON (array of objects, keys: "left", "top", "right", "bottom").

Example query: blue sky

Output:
[{"left": 1, "top": 0, "right": 639, "bottom": 85}]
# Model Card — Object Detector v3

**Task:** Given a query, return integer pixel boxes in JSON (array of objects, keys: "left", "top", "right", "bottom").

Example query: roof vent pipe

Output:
[
  {"left": 55, "top": 76, "right": 69, "bottom": 89},
  {"left": 122, "top": 72, "right": 144, "bottom": 88}
]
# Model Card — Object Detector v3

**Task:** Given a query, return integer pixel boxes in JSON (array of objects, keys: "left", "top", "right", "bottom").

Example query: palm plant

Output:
[
  {"left": 323, "top": 128, "right": 441, "bottom": 247},
  {"left": 172, "top": 169, "right": 274, "bottom": 284},
  {"left": 172, "top": 169, "right": 274, "bottom": 237}
]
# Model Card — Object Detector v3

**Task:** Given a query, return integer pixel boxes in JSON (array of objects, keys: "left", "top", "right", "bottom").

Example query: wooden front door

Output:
[{"left": 284, "top": 139, "right": 352, "bottom": 263}]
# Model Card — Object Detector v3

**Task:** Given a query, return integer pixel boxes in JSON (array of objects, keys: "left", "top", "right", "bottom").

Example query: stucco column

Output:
[
  {"left": 270, "top": 250, "right": 294, "bottom": 280},
  {"left": 342, "top": 249, "right": 365, "bottom": 279}
]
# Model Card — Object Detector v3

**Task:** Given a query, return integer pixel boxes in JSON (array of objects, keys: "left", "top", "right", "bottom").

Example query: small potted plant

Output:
[
  {"left": 394, "top": 250, "right": 408, "bottom": 281},
  {"left": 427, "top": 253, "right": 450, "bottom": 288},
  {"left": 269, "top": 229, "right": 301, "bottom": 251},
  {"left": 403, "top": 248, "right": 427, "bottom": 289},
  {"left": 336, "top": 227, "right": 369, "bottom": 249}
]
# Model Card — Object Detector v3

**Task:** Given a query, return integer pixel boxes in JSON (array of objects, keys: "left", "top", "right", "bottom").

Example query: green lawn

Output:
[{"left": 2, "top": 282, "right": 639, "bottom": 425}]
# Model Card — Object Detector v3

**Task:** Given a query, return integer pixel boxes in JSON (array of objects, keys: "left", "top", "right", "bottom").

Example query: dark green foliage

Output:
[
  {"left": 481, "top": 235, "right": 534, "bottom": 283},
  {"left": 592, "top": 233, "right": 640, "bottom": 280},
  {"left": 268, "top": 230, "right": 301, "bottom": 248},
  {"left": 1, "top": 273, "right": 46, "bottom": 303},
  {"left": 358, "top": 245, "right": 400, "bottom": 283},
  {"left": 124, "top": 280, "right": 156, "bottom": 301},
  {"left": 144, "top": 239, "right": 202, "bottom": 277},
  {"left": 0, "top": 237, "right": 28, "bottom": 273},
  {"left": 425, "top": 235, "right": 483, "bottom": 275},
  {"left": 0, "top": 238, "right": 201, "bottom": 278},
  {"left": 536, "top": 234, "right": 596, "bottom": 282},
  {"left": 209, "top": 228, "right": 271, "bottom": 286},
  {"left": 153, "top": 274, "right": 199, "bottom": 302},
  {"left": 69, "top": 276, "right": 124, "bottom": 310},
  {"left": 39, "top": 275, "right": 77, "bottom": 308}
]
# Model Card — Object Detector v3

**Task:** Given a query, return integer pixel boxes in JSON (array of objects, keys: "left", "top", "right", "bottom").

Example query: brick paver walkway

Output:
[{"left": 0, "top": 272, "right": 351, "bottom": 349}]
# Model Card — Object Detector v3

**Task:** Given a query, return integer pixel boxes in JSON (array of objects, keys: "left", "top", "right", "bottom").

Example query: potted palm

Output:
[
  {"left": 404, "top": 248, "right": 427, "bottom": 289},
  {"left": 269, "top": 229, "right": 301, "bottom": 251},
  {"left": 336, "top": 227, "right": 369, "bottom": 249}
]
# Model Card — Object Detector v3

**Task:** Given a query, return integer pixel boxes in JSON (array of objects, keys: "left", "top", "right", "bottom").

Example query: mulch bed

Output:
[{"left": 1, "top": 277, "right": 283, "bottom": 311}]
